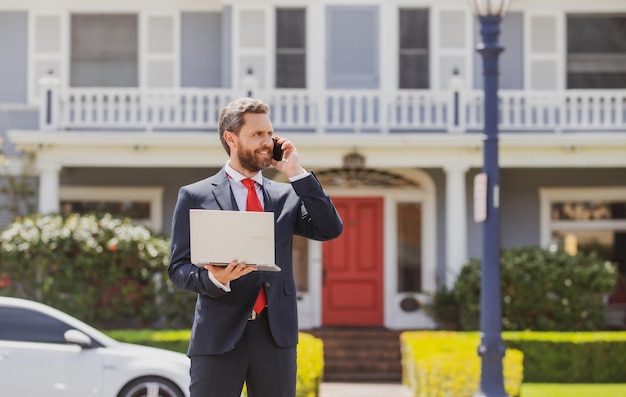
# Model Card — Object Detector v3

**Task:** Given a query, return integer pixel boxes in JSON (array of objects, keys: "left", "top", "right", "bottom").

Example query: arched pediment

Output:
[{"left": 315, "top": 168, "right": 421, "bottom": 188}]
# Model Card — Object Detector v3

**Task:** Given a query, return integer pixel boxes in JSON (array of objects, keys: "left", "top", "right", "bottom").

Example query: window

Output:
[
  {"left": 61, "top": 201, "right": 150, "bottom": 220},
  {"left": 276, "top": 8, "right": 306, "bottom": 88},
  {"left": 567, "top": 14, "right": 626, "bottom": 89},
  {"left": 0, "top": 307, "right": 72, "bottom": 344},
  {"left": 59, "top": 186, "right": 163, "bottom": 232},
  {"left": 540, "top": 188, "right": 626, "bottom": 273},
  {"left": 397, "top": 202, "right": 422, "bottom": 292},
  {"left": 71, "top": 14, "right": 138, "bottom": 87},
  {"left": 292, "top": 236, "right": 309, "bottom": 292},
  {"left": 399, "top": 9, "right": 429, "bottom": 89}
]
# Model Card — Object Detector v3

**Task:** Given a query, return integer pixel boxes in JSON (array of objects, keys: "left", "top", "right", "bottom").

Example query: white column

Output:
[
  {"left": 38, "top": 163, "right": 61, "bottom": 214},
  {"left": 307, "top": 2, "right": 325, "bottom": 133},
  {"left": 444, "top": 164, "right": 469, "bottom": 290},
  {"left": 378, "top": 2, "right": 394, "bottom": 134}
]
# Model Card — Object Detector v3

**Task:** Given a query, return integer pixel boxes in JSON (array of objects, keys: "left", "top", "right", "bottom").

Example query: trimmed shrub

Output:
[
  {"left": 106, "top": 329, "right": 192, "bottom": 353},
  {"left": 503, "top": 331, "right": 626, "bottom": 383},
  {"left": 295, "top": 333, "right": 325, "bottom": 397},
  {"left": 454, "top": 246, "right": 616, "bottom": 331},
  {"left": 399, "top": 331, "right": 626, "bottom": 385},
  {"left": 401, "top": 331, "right": 523, "bottom": 397}
]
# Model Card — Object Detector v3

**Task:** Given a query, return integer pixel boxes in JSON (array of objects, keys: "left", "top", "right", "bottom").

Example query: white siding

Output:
[{"left": 0, "top": 12, "right": 28, "bottom": 103}]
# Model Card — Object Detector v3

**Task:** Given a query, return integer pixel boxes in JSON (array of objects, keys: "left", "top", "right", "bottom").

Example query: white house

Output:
[{"left": 1, "top": 0, "right": 625, "bottom": 330}]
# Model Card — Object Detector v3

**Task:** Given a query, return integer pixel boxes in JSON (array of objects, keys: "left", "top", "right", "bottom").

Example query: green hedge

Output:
[
  {"left": 503, "top": 332, "right": 626, "bottom": 383},
  {"left": 106, "top": 330, "right": 324, "bottom": 397},
  {"left": 400, "top": 331, "right": 524, "bottom": 397},
  {"left": 106, "top": 329, "right": 191, "bottom": 353}
]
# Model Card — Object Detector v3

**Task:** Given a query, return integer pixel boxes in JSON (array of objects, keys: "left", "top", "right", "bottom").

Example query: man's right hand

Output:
[{"left": 205, "top": 261, "right": 256, "bottom": 285}]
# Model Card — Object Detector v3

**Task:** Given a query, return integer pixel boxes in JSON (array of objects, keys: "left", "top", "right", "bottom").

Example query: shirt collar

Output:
[{"left": 225, "top": 162, "right": 263, "bottom": 185}]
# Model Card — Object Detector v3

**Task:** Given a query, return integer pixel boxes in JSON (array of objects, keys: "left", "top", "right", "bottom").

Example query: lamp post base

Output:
[{"left": 473, "top": 392, "right": 509, "bottom": 397}]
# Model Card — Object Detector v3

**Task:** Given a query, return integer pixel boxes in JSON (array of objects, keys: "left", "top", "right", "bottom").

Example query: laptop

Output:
[{"left": 189, "top": 209, "right": 281, "bottom": 272}]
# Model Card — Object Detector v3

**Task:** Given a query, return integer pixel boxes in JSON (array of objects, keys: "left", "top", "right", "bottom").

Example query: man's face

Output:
[{"left": 231, "top": 113, "right": 274, "bottom": 173}]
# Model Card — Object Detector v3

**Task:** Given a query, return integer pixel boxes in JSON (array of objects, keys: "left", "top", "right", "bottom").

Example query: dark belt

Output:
[{"left": 248, "top": 308, "right": 267, "bottom": 321}]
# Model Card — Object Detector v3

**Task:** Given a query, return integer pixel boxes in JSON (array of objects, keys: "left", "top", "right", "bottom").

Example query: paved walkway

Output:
[{"left": 319, "top": 382, "right": 412, "bottom": 397}]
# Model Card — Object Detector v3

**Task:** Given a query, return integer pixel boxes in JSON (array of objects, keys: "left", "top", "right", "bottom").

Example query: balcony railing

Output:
[{"left": 38, "top": 78, "right": 626, "bottom": 134}]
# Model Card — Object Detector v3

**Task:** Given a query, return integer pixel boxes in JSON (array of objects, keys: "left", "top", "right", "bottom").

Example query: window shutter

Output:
[
  {"left": 29, "top": 11, "right": 67, "bottom": 103},
  {"left": 140, "top": 11, "right": 179, "bottom": 88},
  {"left": 234, "top": 7, "right": 268, "bottom": 91},
  {"left": 432, "top": 8, "right": 471, "bottom": 90},
  {"left": 525, "top": 12, "right": 564, "bottom": 90}
]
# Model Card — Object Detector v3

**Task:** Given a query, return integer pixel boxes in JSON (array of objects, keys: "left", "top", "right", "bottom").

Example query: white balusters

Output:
[{"left": 42, "top": 86, "right": 626, "bottom": 133}]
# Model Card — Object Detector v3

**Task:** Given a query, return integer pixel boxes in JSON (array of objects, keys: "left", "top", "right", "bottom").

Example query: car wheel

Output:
[{"left": 117, "top": 376, "right": 185, "bottom": 397}]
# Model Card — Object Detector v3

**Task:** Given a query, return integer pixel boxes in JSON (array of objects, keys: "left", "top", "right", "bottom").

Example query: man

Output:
[{"left": 168, "top": 97, "right": 343, "bottom": 397}]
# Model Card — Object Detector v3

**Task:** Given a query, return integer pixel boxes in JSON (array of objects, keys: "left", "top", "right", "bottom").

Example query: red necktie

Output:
[{"left": 241, "top": 178, "right": 267, "bottom": 314}]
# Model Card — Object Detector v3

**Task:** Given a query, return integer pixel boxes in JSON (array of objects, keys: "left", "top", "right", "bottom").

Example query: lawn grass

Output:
[{"left": 521, "top": 383, "right": 626, "bottom": 397}]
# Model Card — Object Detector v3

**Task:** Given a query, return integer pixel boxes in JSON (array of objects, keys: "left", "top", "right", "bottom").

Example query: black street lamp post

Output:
[{"left": 467, "top": 1, "right": 510, "bottom": 396}]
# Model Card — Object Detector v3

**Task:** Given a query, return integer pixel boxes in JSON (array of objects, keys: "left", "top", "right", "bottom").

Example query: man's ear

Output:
[{"left": 225, "top": 130, "right": 236, "bottom": 147}]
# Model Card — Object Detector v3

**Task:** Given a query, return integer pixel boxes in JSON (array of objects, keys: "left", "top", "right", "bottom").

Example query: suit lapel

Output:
[
  {"left": 212, "top": 169, "right": 238, "bottom": 211},
  {"left": 262, "top": 177, "right": 278, "bottom": 213}
]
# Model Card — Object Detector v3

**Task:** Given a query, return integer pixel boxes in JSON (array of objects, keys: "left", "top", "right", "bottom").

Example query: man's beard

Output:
[{"left": 237, "top": 147, "right": 271, "bottom": 173}]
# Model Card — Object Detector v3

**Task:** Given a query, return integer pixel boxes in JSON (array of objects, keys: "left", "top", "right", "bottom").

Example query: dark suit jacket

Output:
[{"left": 169, "top": 168, "right": 343, "bottom": 356}]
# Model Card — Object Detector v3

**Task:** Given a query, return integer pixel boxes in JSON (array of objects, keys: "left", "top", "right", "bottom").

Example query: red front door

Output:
[{"left": 322, "top": 197, "right": 384, "bottom": 326}]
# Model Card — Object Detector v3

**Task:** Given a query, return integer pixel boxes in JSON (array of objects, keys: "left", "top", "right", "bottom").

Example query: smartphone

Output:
[{"left": 272, "top": 138, "right": 284, "bottom": 161}]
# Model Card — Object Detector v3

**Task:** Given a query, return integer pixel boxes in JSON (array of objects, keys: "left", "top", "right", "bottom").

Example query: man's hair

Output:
[{"left": 218, "top": 97, "right": 270, "bottom": 155}]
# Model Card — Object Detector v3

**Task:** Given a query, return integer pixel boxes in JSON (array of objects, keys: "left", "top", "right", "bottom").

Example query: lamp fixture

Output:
[{"left": 467, "top": 0, "right": 511, "bottom": 17}]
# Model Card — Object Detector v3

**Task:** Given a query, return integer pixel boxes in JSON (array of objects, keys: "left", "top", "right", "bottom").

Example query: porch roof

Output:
[{"left": 8, "top": 129, "right": 626, "bottom": 169}]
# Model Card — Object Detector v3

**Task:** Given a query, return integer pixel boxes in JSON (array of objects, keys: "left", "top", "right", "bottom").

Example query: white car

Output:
[{"left": 0, "top": 296, "right": 190, "bottom": 397}]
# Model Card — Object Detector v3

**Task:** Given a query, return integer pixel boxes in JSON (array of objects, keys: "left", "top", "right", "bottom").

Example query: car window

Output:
[{"left": 0, "top": 306, "right": 73, "bottom": 344}]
